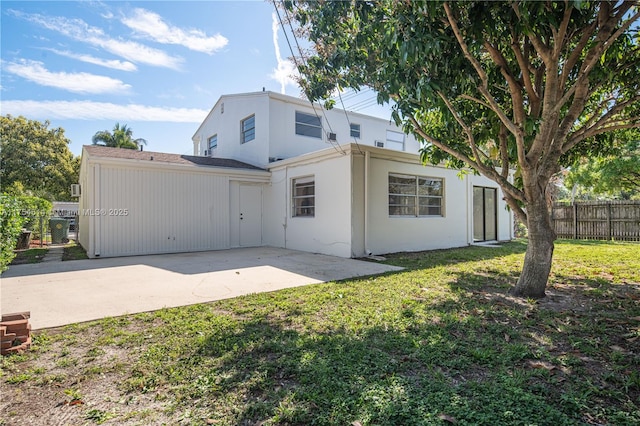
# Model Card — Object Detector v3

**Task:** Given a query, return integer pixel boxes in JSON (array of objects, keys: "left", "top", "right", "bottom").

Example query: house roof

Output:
[{"left": 83, "top": 145, "right": 265, "bottom": 171}]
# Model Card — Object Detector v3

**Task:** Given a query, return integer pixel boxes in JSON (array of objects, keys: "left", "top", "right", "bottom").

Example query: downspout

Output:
[
  {"left": 467, "top": 177, "right": 471, "bottom": 245},
  {"left": 364, "top": 150, "right": 371, "bottom": 255},
  {"left": 283, "top": 165, "right": 288, "bottom": 249}
]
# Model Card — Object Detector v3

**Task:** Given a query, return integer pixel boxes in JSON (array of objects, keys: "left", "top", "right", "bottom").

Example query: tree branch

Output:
[
  {"left": 499, "top": 124, "right": 510, "bottom": 179},
  {"left": 566, "top": 121, "right": 640, "bottom": 154},
  {"left": 437, "top": 91, "right": 488, "bottom": 166},
  {"left": 511, "top": 3, "right": 553, "bottom": 65},
  {"left": 442, "top": 2, "right": 520, "bottom": 137},
  {"left": 483, "top": 40, "right": 526, "bottom": 126},
  {"left": 406, "top": 112, "right": 525, "bottom": 204},
  {"left": 564, "top": 95, "right": 640, "bottom": 152},
  {"left": 510, "top": 36, "right": 540, "bottom": 114},
  {"left": 559, "top": 21, "right": 598, "bottom": 90},
  {"left": 554, "top": 7, "right": 639, "bottom": 115}
]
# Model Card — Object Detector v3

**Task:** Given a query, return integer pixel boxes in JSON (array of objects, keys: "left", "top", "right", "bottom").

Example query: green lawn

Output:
[
  {"left": 62, "top": 242, "right": 89, "bottom": 261},
  {"left": 9, "top": 248, "right": 48, "bottom": 265},
  {"left": 1, "top": 240, "right": 639, "bottom": 425}
]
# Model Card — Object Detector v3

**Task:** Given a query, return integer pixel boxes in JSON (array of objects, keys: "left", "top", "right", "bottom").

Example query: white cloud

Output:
[
  {"left": 0, "top": 100, "right": 208, "bottom": 122},
  {"left": 269, "top": 12, "right": 297, "bottom": 94},
  {"left": 46, "top": 49, "right": 137, "bottom": 71},
  {"left": 10, "top": 10, "right": 182, "bottom": 70},
  {"left": 3, "top": 59, "right": 131, "bottom": 94},
  {"left": 121, "top": 8, "right": 228, "bottom": 54}
]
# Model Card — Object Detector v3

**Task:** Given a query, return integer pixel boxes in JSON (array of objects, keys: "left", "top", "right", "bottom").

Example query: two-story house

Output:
[{"left": 78, "top": 91, "right": 513, "bottom": 259}]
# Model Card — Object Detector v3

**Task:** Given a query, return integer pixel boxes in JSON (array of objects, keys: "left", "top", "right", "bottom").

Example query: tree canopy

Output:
[
  {"left": 283, "top": 0, "right": 640, "bottom": 297},
  {"left": 566, "top": 138, "right": 640, "bottom": 199},
  {"left": 92, "top": 123, "right": 147, "bottom": 150},
  {"left": 1, "top": 115, "right": 80, "bottom": 201}
]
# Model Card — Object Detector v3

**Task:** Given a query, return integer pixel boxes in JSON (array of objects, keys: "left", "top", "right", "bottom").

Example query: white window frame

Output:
[
  {"left": 388, "top": 173, "right": 443, "bottom": 217},
  {"left": 350, "top": 123, "right": 361, "bottom": 139},
  {"left": 295, "top": 111, "right": 322, "bottom": 139},
  {"left": 292, "top": 176, "right": 315, "bottom": 217},
  {"left": 386, "top": 130, "right": 405, "bottom": 151},
  {"left": 241, "top": 114, "right": 255, "bottom": 144},
  {"left": 207, "top": 134, "right": 218, "bottom": 150}
]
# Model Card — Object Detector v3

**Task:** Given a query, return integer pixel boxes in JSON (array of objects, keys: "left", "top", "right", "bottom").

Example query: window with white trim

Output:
[
  {"left": 388, "top": 173, "right": 443, "bottom": 217},
  {"left": 208, "top": 134, "right": 218, "bottom": 150},
  {"left": 295, "top": 111, "right": 322, "bottom": 138},
  {"left": 386, "top": 130, "right": 405, "bottom": 151},
  {"left": 241, "top": 115, "right": 255, "bottom": 143},
  {"left": 350, "top": 123, "right": 361, "bottom": 138},
  {"left": 292, "top": 176, "right": 315, "bottom": 217}
]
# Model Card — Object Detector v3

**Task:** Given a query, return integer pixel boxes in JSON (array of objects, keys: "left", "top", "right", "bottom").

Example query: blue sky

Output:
[{"left": 1, "top": 1, "right": 390, "bottom": 156}]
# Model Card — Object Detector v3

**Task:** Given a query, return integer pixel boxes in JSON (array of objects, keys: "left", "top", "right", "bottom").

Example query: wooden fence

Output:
[{"left": 551, "top": 200, "right": 640, "bottom": 241}]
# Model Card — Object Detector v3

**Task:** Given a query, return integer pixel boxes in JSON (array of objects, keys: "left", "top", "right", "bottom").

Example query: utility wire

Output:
[{"left": 276, "top": 1, "right": 346, "bottom": 155}]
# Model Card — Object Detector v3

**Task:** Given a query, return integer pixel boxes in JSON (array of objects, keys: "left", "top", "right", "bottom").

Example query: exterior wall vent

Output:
[
  {"left": 375, "top": 140, "right": 385, "bottom": 148},
  {"left": 70, "top": 184, "right": 81, "bottom": 197},
  {"left": 327, "top": 132, "right": 337, "bottom": 142}
]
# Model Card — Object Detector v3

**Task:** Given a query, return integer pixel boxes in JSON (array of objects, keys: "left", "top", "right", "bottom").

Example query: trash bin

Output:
[
  {"left": 16, "top": 231, "right": 32, "bottom": 250},
  {"left": 49, "top": 218, "right": 70, "bottom": 244}
]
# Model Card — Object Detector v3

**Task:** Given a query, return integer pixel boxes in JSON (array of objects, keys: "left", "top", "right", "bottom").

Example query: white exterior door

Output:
[{"left": 239, "top": 184, "right": 262, "bottom": 247}]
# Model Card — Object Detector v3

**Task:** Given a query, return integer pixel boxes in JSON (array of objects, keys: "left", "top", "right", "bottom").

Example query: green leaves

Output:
[
  {"left": 91, "top": 123, "right": 147, "bottom": 150},
  {"left": 0, "top": 195, "right": 27, "bottom": 272},
  {"left": 1, "top": 115, "right": 79, "bottom": 201}
]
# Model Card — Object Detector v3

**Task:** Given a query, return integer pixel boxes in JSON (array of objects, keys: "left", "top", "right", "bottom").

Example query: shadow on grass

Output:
[
  {"left": 381, "top": 240, "right": 528, "bottom": 270},
  {"left": 118, "top": 239, "right": 638, "bottom": 425},
  {"left": 186, "top": 317, "right": 579, "bottom": 426}
]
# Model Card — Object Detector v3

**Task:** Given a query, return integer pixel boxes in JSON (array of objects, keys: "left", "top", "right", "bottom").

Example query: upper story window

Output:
[
  {"left": 386, "top": 130, "right": 405, "bottom": 151},
  {"left": 295, "top": 111, "right": 322, "bottom": 139},
  {"left": 350, "top": 123, "right": 361, "bottom": 138},
  {"left": 207, "top": 134, "right": 218, "bottom": 150},
  {"left": 388, "top": 173, "right": 443, "bottom": 217},
  {"left": 241, "top": 115, "right": 255, "bottom": 144},
  {"left": 292, "top": 176, "right": 315, "bottom": 217}
]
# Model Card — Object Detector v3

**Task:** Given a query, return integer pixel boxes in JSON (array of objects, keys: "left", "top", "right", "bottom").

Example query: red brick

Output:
[
  {"left": 0, "top": 319, "right": 28, "bottom": 328},
  {"left": 1, "top": 337, "right": 31, "bottom": 355},
  {"left": 7, "top": 327, "right": 29, "bottom": 336},
  {"left": 1, "top": 332, "right": 17, "bottom": 342},
  {"left": 1, "top": 312, "right": 30, "bottom": 322}
]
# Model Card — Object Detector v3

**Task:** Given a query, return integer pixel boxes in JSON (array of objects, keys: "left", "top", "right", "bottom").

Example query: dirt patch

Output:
[{"left": 0, "top": 322, "right": 178, "bottom": 426}]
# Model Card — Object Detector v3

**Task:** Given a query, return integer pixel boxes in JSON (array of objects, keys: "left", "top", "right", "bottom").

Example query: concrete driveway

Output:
[{"left": 1, "top": 247, "right": 402, "bottom": 330}]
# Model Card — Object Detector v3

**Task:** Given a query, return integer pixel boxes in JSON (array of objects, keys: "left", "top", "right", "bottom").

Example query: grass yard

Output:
[
  {"left": 9, "top": 248, "right": 48, "bottom": 265},
  {"left": 1, "top": 240, "right": 639, "bottom": 425},
  {"left": 62, "top": 242, "right": 89, "bottom": 261}
]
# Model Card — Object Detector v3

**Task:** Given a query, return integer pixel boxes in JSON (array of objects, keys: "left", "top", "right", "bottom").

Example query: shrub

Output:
[
  {"left": 17, "top": 196, "right": 52, "bottom": 232},
  {"left": 0, "top": 194, "right": 27, "bottom": 272}
]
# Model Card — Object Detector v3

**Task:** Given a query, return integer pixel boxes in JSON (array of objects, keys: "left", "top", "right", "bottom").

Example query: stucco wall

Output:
[
  {"left": 194, "top": 92, "right": 422, "bottom": 168},
  {"left": 365, "top": 156, "right": 471, "bottom": 255},
  {"left": 194, "top": 93, "right": 270, "bottom": 167},
  {"left": 266, "top": 154, "right": 353, "bottom": 258}
]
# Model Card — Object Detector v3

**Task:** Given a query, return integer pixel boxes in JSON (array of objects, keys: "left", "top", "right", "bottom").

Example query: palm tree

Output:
[{"left": 92, "top": 123, "right": 147, "bottom": 150}]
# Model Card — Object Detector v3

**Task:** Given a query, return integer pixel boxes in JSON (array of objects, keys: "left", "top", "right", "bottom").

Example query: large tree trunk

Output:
[{"left": 510, "top": 196, "right": 556, "bottom": 298}]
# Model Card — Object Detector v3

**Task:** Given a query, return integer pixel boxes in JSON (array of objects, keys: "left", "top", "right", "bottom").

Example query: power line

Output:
[{"left": 277, "top": 2, "right": 347, "bottom": 155}]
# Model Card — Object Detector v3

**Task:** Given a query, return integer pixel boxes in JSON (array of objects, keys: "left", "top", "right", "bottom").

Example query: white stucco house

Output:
[{"left": 78, "top": 90, "right": 513, "bottom": 259}]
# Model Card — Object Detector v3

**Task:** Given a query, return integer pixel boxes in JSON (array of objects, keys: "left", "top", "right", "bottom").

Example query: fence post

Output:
[
  {"left": 607, "top": 203, "right": 612, "bottom": 241},
  {"left": 573, "top": 203, "right": 578, "bottom": 239}
]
